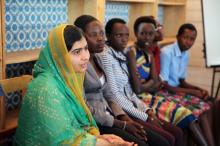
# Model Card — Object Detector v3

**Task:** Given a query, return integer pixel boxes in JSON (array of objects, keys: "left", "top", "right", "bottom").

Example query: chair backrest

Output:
[{"left": 0, "top": 75, "right": 32, "bottom": 130}]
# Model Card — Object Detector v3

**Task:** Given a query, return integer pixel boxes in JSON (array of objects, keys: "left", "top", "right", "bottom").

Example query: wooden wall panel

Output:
[
  {"left": 128, "top": 3, "right": 155, "bottom": 41},
  {"left": 186, "top": 0, "right": 219, "bottom": 97},
  {"left": 0, "top": 0, "right": 5, "bottom": 79},
  {"left": 68, "top": 0, "right": 105, "bottom": 24},
  {"left": 186, "top": 0, "right": 204, "bottom": 67}
]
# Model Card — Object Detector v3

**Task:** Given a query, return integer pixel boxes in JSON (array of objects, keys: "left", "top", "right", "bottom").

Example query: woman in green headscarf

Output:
[{"left": 14, "top": 24, "right": 134, "bottom": 146}]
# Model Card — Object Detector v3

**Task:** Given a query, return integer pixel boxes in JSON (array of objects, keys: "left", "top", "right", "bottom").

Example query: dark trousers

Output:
[
  {"left": 98, "top": 125, "right": 170, "bottom": 146},
  {"left": 213, "top": 100, "right": 220, "bottom": 146},
  {"left": 134, "top": 119, "right": 184, "bottom": 146},
  {"left": 98, "top": 125, "right": 148, "bottom": 146}
]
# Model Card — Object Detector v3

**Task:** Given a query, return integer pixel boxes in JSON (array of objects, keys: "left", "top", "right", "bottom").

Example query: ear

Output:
[
  {"left": 134, "top": 32, "right": 138, "bottom": 38},
  {"left": 106, "top": 34, "right": 110, "bottom": 40},
  {"left": 176, "top": 34, "right": 179, "bottom": 40}
]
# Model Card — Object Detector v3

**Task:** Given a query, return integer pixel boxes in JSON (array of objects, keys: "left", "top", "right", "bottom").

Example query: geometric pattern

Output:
[
  {"left": 5, "top": 90, "right": 22, "bottom": 111},
  {"left": 105, "top": 2, "right": 165, "bottom": 27},
  {"left": 6, "top": 61, "right": 35, "bottom": 78},
  {"left": 5, "top": 0, "right": 67, "bottom": 52},
  {"left": 105, "top": 2, "right": 129, "bottom": 25},
  {"left": 6, "top": 61, "right": 35, "bottom": 110},
  {"left": 3, "top": 0, "right": 67, "bottom": 112}
]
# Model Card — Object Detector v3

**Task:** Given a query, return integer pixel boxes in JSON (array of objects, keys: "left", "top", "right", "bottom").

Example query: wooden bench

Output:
[{"left": 0, "top": 75, "right": 32, "bottom": 145}]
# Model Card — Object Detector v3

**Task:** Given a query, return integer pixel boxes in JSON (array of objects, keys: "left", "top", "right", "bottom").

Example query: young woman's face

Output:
[
  {"left": 155, "top": 22, "right": 164, "bottom": 42},
  {"left": 85, "top": 21, "right": 105, "bottom": 54},
  {"left": 68, "top": 37, "right": 90, "bottom": 73},
  {"left": 109, "top": 23, "right": 129, "bottom": 52},
  {"left": 177, "top": 28, "right": 197, "bottom": 51},
  {"left": 136, "top": 23, "right": 155, "bottom": 45}
]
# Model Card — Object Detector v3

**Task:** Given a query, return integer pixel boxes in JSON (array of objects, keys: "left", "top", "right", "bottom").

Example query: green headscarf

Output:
[{"left": 14, "top": 24, "right": 99, "bottom": 146}]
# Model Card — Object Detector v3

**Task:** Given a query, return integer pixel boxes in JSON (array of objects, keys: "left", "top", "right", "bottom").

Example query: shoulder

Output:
[
  {"left": 161, "top": 43, "right": 176, "bottom": 56},
  {"left": 86, "top": 62, "right": 93, "bottom": 73},
  {"left": 125, "top": 45, "right": 136, "bottom": 54},
  {"left": 32, "top": 73, "right": 59, "bottom": 88},
  {"left": 98, "top": 45, "right": 113, "bottom": 57},
  {"left": 97, "top": 45, "right": 116, "bottom": 64},
  {"left": 27, "top": 73, "right": 63, "bottom": 100}
]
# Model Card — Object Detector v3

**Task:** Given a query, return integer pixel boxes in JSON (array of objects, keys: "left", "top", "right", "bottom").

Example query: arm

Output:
[
  {"left": 161, "top": 77, "right": 205, "bottom": 96},
  {"left": 102, "top": 80, "right": 128, "bottom": 118},
  {"left": 86, "top": 99, "right": 115, "bottom": 127},
  {"left": 162, "top": 78, "right": 206, "bottom": 98},
  {"left": 100, "top": 49, "right": 149, "bottom": 122},
  {"left": 178, "top": 52, "right": 209, "bottom": 98},
  {"left": 97, "top": 135, "right": 135, "bottom": 146},
  {"left": 148, "top": 51, "right": 163, "bottom": 92},
  {"left": 107, "top": 99, "right": 147, "bottom": 141},
  {"left": 179, "top": 79, "right": 209, "bottom": 98},
  {"left": 180, "top": 79, "right": 205, "bottom": 90},
  {"left": 160, "top": 50, "right": 208, "bottom": 98},
  {"left": 107, "top": 99, "right": 126, "bottom": 117},
  {"left": 149, "top": 50, "right": 159, "bottom": 81},
  {"left": 159, "top": 49, "right": 188, "bottom": 94},
  {"left": 160, "top": 48, "right": 171, "bottom": 84},
  {"left": 126, "top": 48, "right": 154, "bottom": 94}
]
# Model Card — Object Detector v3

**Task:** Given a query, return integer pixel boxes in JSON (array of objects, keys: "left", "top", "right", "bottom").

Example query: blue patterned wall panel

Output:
[
  {"left": 5, "top": 0, "right": 68, "bottom": 52},
  {"left": 4, "top": 0, "right": 68, "bottom": 110},
  {"left": 105, "top": 2, "right": 129, "bottom": 25},
  {"left": 6, "top": 91, "right": 22, "bottom": 110},
  {"left": 157, "top": 6, "right": 164, "bottom": 25},
  {"left": 5, "top": 61, "right": 35, "bottom": 110},
  {"left": 6, "top": 61, "right": 35, "bottom": 78}
]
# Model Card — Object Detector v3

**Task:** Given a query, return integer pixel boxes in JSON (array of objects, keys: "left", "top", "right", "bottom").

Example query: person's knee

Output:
[
  {"left": 166, "top": 133, "right": 175, "bottom": 146},
  {"left": 155, "top": 129, "right": 175, "bottom": 146},
  {"left": 174, "top": 127, "right": 184, "bottom": 140},
  {"left": 146, "top": 129, "right": 171, "bottom": 146}
]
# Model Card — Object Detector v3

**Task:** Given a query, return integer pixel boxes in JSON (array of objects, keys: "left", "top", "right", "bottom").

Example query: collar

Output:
[
  {"left": 108, "top": 46, "right": 127, "bottom": 62},
  {"left": 173, "top": 41, "right": 183, "bottom": 57}
]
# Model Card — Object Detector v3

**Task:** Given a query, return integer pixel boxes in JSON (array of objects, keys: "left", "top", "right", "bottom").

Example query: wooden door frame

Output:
[{"left": 0, "top": 0, "right": 5, "bottom": 79}]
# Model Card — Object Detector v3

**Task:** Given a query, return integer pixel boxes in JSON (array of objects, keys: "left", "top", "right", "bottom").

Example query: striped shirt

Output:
[{"left": 98, "top": 45, "right": 149, "bottom": 121}]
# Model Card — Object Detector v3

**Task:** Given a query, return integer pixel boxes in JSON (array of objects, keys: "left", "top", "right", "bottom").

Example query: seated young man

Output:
[{"left": 159, "top": 23, "right": 215, "bottom": 146}]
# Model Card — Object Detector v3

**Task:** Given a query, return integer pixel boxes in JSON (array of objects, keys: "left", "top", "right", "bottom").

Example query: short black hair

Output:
[
  {"left": 63, "top": 25, "right": 84, "bottom": 51},
  {"left": 134, "top": 16, "right": 156, "bottom": 34},
  {"left": 177, "top": 23, "right": 197, "bottom": 36},
  {"left": 74, "top": 15, "right": 98, "bottom": 32},
  {"left": 105, "top": 18, "right": 126, "bottom": 37}
]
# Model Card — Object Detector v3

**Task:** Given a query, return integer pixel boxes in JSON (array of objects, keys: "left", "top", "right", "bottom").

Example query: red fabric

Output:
[{"left": 150, "top": 46, "right": 161, "bottom": 75}]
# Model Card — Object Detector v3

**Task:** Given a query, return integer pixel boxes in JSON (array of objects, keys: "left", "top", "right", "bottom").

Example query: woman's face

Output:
[
  {"left": 85, "top": 21, "right": 105, "bottom": 54},
  {"left": 136, "top": 23, "right": 155, "bottom": 45},
  {"left": 155, "top": 22, "right": 164, "bottom": 42},
  {"left": 68, "top": 37, "right": 90, "bottom": 73},
  {"left": 109, "top": 23, "right": 129, "bottom": 52}
]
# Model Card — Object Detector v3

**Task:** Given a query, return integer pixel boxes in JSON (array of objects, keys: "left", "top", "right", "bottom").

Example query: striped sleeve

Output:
[{"left": 100, "top": 49, "right": 148, "bottom": 122}]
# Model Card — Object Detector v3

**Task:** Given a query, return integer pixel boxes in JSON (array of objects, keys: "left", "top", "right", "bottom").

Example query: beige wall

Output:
[
  {"left": 185, "top": 0, "right": 220, "bottom": 98},
  {"left": 186, "top": 0, "right": 205, "bottom": 67}
]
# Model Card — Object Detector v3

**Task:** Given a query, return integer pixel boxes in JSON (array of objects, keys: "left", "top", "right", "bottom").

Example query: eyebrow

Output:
[{"left": 72, "top": 45, "right": 88, "bottom": 51}]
